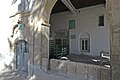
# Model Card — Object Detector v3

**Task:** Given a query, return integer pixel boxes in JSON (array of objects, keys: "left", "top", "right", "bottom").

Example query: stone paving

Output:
[
  {"left": 0, "top": 71, "right": 26, "bottom": 80},
  {"left": 0, "top": 64, "right": 110, "bottom": 80},
  {"left": 0, "top": 69, "right": 72, "bottom": 80}
]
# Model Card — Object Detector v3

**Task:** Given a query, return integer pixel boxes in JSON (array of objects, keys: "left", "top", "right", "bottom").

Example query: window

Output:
[
  {"left": 80, "top": 33, "right": 90, "bottom": 52},
  {"left": 80, "top": 39, "right": 89, "bottom": 52},
  {"left": 69, "top": 20, "right": 75, "bottom": 29},
  {"left": 99, "top": 16, "right": 104, "bottom": 26}
]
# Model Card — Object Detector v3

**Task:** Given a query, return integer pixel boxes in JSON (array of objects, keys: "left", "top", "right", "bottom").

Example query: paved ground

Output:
[
  {"left": 32, "top": 67, "right": 73, "bottom": 80},
  {"left": 0, "top": 68, "right": 73, "bottom": 80},
  {"left": 0, "top": 53, "right": 110, "bottom": 80},
  {"left": 0, "top": 71, "right": 26, "bottom": 80},
  {"left": 67, "top": 54, "right": 110, "bottom": 65}
]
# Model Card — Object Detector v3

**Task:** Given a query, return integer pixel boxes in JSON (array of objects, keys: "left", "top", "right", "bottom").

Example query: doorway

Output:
[{"left": 15, "top": 40, "right": 28, "bottom": 72}]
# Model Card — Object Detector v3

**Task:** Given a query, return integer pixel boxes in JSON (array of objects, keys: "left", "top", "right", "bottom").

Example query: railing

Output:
[{"left": 100, "top": 51, "right": 110, "bottom": 65}]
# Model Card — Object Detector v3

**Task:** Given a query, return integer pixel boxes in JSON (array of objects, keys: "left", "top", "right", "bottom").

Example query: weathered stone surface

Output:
[
  {"left": 28, "top": 28, "right": 34, "bottom": 45},
  {"left": 43, "top": 0, "right": 58, "bottom": 21},
  {"left": 111, "top": 47, "right": 120, "bottom": 53},
  {"left": 112, "top": 27, "right": 120, "bottom": 34},
  {"left": 106, "top": 0, "right": 120, "bottom": 26},
  {"left": 50, "top": 59, "right": 59, "bottom": 71},
  {"left": 28, "top": 44, "right": 33, "bottom": 65},
  {"left": 111, "top": 54, "right": 120, "bottom": 65},
  {"left": 112, "top": 67, "right": 120, "bottom": 80},
  {"left": 106, "top": 0, "right": 120, "bottom": 79},
  {"left": 41, "top": 26, "right": 49, "bottom": 58},
  {"left": 34, "top": 44, "right": 41, "bottom": 66},
  {"left": 49, "top": 59, "right": 111, "bottom": 80},
  {"left": 111, "top": 55, "right": 120, "bottom": 80},
  {"left": 111, "top": 28, "right": 120, "bottom": 80},
  {"left": 58, "top": 60, "right": 67, "bottom": 74},
  {"left": 67, "top": 61, "right": 76, "bottom": 76},
  {"left": 50, "top": 59, "right": 68, "bottom": 74},
  {"left": 100, "top": 67, "right": 110, "bottom": 80},
  {"left": 42, "top": 58, "right": 48, "bottom": 72},
  {"left": 112, "top": 33, "right": 120, "bottom": 47},
  {"left": 7, "top": 0, "right": 116, "bottom": 79},
  {"left": 87, "top": 64, "right": 100, "bottom": 80},
  {"left": 34, "top": 32, "right": 42, "bottom": 45},
  {"left": 76, "top": 62, "right": 87, "bottom": 80}
]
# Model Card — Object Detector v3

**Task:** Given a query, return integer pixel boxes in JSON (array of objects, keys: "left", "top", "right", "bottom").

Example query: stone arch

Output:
[{"left": 41, "top": 0, "right": 58, "bottom": 23}]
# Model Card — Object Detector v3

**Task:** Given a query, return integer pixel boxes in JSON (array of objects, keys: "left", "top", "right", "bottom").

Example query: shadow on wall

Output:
[
  {"left": 30, "top": 0, "right": 46, "bottom": 20},
  {"left": 22, "top": 0, "right": 49, "bottom": 67},
  {"left": 6, "top": 0, "right": 49, "bottom": 71},
  {"left": 4, "top": 1, "right": 58, "bottom": 80}
]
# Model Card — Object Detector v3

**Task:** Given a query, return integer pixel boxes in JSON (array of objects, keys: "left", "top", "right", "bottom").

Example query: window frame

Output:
[
  {"left": 98, "top": 15, "right": 104, "bottom": 26},
  {"left": 80, "top": 38, "right": 90, "bottom": 52}
]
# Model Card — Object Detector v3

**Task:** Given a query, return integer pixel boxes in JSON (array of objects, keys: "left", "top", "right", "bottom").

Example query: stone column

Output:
[
  {"left": 106, "top": 0, "right": 120, "bottom": 80},
  {"left": 28, "top": 0, "right": 58, "bottom": 71},
  {"left": 40, "top": 0, "right": 58, "bottom": 71}
]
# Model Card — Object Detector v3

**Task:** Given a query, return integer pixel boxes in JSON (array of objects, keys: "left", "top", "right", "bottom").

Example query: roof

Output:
[{"left": 51, "top": 0, "right": 105, "bottom": 14}]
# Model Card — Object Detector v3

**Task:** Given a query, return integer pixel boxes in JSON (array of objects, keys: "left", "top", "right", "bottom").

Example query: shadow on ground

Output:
[{"left": 0, "top": 71, "right": 27, "bottom": 80}]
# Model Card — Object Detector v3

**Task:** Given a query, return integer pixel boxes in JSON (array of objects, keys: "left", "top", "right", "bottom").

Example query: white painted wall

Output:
[{"left": 50, "top": 4, "right": 110, "bottom": 56}]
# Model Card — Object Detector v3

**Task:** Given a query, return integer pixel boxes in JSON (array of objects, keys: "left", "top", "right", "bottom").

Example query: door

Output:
[{"left": 15, "top": 40, "right": 28, "bottom": 72}]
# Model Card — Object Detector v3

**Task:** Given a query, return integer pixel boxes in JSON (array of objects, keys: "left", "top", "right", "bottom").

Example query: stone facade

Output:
[
  {"left": 9, "top": 0, "right": 57, "bottom": 75},
  {"left": 6, "top": 0, "right": 120, "bottom": 80},
  {"left": 106, "top": 0, "right": 120, "bottom": 80},
  {"left": 50, "top": 59, "right": 110, "bottom": 80}
]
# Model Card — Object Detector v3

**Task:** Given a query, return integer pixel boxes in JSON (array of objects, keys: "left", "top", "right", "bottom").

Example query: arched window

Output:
[{"left": 80, "top": 33, "right": 90, "bottom": 52}]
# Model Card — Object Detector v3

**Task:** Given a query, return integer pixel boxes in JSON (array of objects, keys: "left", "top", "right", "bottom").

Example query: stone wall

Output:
[
  {"left": 8, "top": 0, "right": 120, "bottom": 80},
  {"left": 106, "top": 0, "right": 120, "bottom": 80},
  {"left": 111, "top": 26, "right": 120, "bottom": 80},
  {"left": 50, "top": 59, "right": 110, "bottom": 80},
  {"left": 9, "top": 0, "right": 57, "bottom": 67}
]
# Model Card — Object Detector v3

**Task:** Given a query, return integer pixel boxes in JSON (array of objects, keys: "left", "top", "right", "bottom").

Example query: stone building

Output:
[{"left": 0, "top": 0, "right": 120, "bottom": 80}]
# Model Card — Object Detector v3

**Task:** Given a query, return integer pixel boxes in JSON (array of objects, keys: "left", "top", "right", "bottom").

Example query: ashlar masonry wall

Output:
[
  {"left": 50, "top": 59, "right": 110, "bottom": 80},
  {"left": 4, "top": 0, "right": 120, "bottom": 80},
  {"left": 106, "top": 0, "right": 120, "bottom": 80},
  {"left": 9, "top": 0, "right": 57, "bottom": 73}
]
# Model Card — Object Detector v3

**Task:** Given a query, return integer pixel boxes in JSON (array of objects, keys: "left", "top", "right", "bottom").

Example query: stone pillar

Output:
[
  {"left": 27, "top": 0, "right": 58, "bottom": 71},
  {"left": 106, "top": 0, "right": 120, "bottom": 80},
  {"left": 37, "top": 0, "right": 58, "bottom": 70}
]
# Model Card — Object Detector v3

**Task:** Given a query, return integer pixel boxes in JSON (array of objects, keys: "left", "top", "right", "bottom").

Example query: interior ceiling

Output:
[{"left": 51, "top": 0, "right": 105, "bottom": 14}]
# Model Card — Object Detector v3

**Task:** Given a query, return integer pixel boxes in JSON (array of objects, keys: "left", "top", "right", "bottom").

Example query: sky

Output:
[
  {"left": 0, "top": 0, "right": 19, "bottom": 54},
  {"left": 0, "top": 1, "right": 19, "bottom": 69}
]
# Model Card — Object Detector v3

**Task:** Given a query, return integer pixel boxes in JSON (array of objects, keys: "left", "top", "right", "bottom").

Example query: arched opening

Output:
[
  {"left": 15, "top": 40, "right": 29, "bottom": 72},
  {"left": 49, "top": 0, "right": 110, "bottom": 65},
  {"left": 49, "top": 29, "right": 69, "bottom": 59}
]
